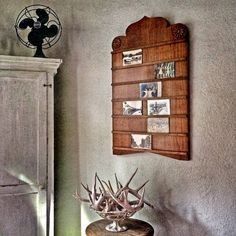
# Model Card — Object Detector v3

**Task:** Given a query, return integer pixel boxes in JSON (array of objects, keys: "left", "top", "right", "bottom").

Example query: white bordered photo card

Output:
[
  {"left": 122, "top": 49, "right": 142, "bottom": 66},
  {"left": 147, "top": 99, "right": 170, "bottom": 115},
  {"left": 131, "top": 134, "right": 151, "bottom": 149},
  {"left": 140, "top": 82, "right": 162, "bottom": 98},
  {"left": 123, "top": 101, "right": 142, "bottom": 115},
  {"left": 154, "top": 61, "right": 175, "bottom": 79},
  {"left": 147, "top": 117, "right": 169, "bottom": 133}
]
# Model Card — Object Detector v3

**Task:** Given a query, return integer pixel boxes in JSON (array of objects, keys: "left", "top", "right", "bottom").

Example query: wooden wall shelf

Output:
[{"left": 111, "top": 16, "right": 190, "bottom": 160}]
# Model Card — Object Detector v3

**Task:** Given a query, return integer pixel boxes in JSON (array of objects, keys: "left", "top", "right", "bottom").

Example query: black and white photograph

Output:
[
  {"left": 131, "top": 134, "right": 151, "bottom": 149},
  {"left": 140, "top": 82, "right": 162, "bottom": 98},
  {"left": 122, "top": 49, "right": 142, "bottom": 66},
  {"left": 147, "top": 99, "right": 170, "bottom": 115},
  {"left": 123, "top": 101, "right": 142, "bottom": 115},
  {"left": 147, "top": 118, "right": 169, "bottom": 133},
  {"left": 154, "top": 62, "right": 175, "bottom": 79}
]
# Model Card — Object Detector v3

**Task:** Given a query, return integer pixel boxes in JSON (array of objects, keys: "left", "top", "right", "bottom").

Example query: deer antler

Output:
[
  {"left": 74, "top": 169, "right": 153, "bottom": 220},
  {"left": 113, "top": 169, "right": 154, "bottom": 208},
  {"left": 73, "top": 189, "right": 90, "bottom": 203},
  {"left": 114, "top": 168, "right": 138, "bottom": 197},
  {"left": 107, "top": 187, "right": 145, "bottom": 213}
]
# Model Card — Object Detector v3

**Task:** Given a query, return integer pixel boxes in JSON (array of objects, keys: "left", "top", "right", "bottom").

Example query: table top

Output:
[{"left": 86, "top": 218, "right": 154, "bottom": 236}]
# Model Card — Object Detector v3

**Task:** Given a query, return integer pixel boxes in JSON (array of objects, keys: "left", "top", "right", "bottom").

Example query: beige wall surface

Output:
[{"left": 0, "top": 0, "right": 235, "bottom": 236}]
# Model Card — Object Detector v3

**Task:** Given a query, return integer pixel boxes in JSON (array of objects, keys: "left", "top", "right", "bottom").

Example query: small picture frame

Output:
[
  {"left": 147, "top": 118, "right": 169, "bottom": 133},
  {"left": 154, "top": 62, "right": 175, "bottom": 79},
  {"left": 131, "top": 134, "right": 151, "bottom": 149},
  {"left": 123, "top": 101, "right": 142, "bottom": 115},
  {"left": 147, "top": 99, "right": 170, "bottom": 115},
  {"left": 140, "top": 82, "right": 162, "bottom": 98},
  {"left": 123, "top": 49, "right": 142, "bottom": 66}
]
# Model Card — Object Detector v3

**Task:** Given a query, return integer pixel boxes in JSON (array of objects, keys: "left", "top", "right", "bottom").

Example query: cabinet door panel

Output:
[
  {"left": 0, "top": 194, "right": 38, "bottom": 236},
  {"left": 0, "top": 71, "right": 47, "bottom": 186},
  {"left": 0, "top": 71, "right": 47, "bottom": 236}
]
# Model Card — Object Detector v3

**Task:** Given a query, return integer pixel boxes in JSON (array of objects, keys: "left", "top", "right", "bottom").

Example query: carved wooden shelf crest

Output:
[
  {"left": 112, "top": 16, "right": 188, "bottom": 51},
  {"left": 111, "top": 16, "right": 189, "bottom": 160}
]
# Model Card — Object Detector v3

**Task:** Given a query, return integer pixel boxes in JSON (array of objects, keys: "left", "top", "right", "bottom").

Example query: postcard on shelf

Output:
[
  {"left": 122, "top": 49, "right": 142, "bottom": 66},
  {"left": 147, "top": 118, "right": 169, "bottom": 133},
  {"left": 147, "top": 99, "right": 170, "bottom": 115},
  {"left": 154, "top": 62, "right": 175, "bottom": 79},
  {"left": 140, "top": 82, "right": 162, "bottom": 98},
  {"left": 123, "top": 101, "right": 142, "bottom": 115},
  {"left": 131, "top": 134, "right": 151, "bottom": 149}
]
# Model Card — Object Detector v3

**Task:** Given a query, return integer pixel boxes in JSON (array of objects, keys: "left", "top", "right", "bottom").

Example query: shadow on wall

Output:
[
  {"left": 0, "top": 18, "right": 32, "bottom": 57},
  {"left": 152, "top": 189, "right": 212, "bottom": 236},
  {"left": 54, "top": 5, "right": 81, "bottom": 235}
]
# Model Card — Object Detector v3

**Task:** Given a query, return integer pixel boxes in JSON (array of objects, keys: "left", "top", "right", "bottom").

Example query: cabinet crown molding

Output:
[{"left": 0, "top": 55, "right": 62, "bottom": 73}]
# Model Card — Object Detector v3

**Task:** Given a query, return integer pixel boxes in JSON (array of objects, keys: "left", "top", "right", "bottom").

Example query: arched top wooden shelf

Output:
[{"left": 111, "top": 16, "right": 190, "bottom": 160}]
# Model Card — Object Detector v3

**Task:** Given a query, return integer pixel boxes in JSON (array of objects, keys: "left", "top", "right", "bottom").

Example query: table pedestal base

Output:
[{"left": 105, "top": 220, "right": 127, "bottom": 232}]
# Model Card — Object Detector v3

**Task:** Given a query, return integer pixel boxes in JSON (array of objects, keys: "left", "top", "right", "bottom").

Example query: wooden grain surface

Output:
[
  {"left": 86, "top": 219, "right": 154, "bottom": 236},
  {"left": 113, "top": 116, "right": 188, "bottom": 134},
  {"left": 111, "top": 16, "right": 189, "bottom": 160},
  {"left": 112, "top": 61, "right": 188, "bottom": 84}
]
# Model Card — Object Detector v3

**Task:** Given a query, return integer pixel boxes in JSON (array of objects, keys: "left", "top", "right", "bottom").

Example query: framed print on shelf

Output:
[
  {"left": 147, "top": 99, "right": 170, "bottom": 115},
  {"left": 147, "top": 117, "right": 169, "bottom": 133},
  {"left": 122, "top": 49, "right": 142, "bottom": 66},
  {"left": 154, "top": 61, "right": 175, "bottom": 79},
  {"left": 140, "top": 82, "right": 162, "bottom": 98},
  {"left": 131, "top": 134, "right": 151, "bottom": 149},
  {"left": 123, "top": 101, "right": 142, "bottom": 115}
]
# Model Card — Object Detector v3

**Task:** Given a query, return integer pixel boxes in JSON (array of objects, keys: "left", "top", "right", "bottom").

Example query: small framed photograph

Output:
[
  {"left": 131, "top": 134, "right": 151, "bottom": 149},
  {"left": 147, "top": 118, "right": 169, "bottom": 133},
  {"left": 140, "top": 82, "right": 162, "bottom": 98},
  {"left": 123, "top": 101, "right": 142, "bottom": 115},
  {"left": 154, "top": 62, "right": 175, "bottom": 79},
  {"left": 123, "top": 49, "right": 142, "bottom": 66},
  {"left": 147, "top": 99, "right": 170, "bottom": 115}
]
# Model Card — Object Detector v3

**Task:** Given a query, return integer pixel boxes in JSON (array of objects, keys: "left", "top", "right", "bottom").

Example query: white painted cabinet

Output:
[{"left": 0, "top": 55, "right": 61, "bottom": 236}]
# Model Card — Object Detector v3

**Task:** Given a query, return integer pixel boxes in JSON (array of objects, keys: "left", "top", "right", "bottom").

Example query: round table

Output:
[{"left": 86, "top": 219, "right": 154, "bottom": 236}]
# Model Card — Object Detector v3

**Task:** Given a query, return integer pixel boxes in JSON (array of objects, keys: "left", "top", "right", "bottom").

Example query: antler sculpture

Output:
[{"left": 74, "top": 169, "right": 153, "bottom": 232}]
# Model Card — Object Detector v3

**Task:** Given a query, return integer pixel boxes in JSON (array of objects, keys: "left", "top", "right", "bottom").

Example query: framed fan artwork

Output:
[{"left": 111, "top": 17, "right": 190, "bottom": 160}]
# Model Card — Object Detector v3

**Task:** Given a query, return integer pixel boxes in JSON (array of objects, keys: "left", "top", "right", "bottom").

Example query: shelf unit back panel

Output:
[
  {"left": 111, "top": 16, "right": 189, "bottom": 160},
  {"left": 113, "top": 117, "right": 188, "bottom": 134},
  {"left": 113, "top": 80, "right": 188, "bottom": 99},
  {"left": 113, "top": 133, "right": 188, "bottom": 152},
  {"left": 112, "top": 61, "right": 188, "bottom": 84},
  {"left": 112, "top": 42, "right": 188, "bottom": 68},
  {"left": 113, "top": 98, "right": 188, "bottom": 116}
]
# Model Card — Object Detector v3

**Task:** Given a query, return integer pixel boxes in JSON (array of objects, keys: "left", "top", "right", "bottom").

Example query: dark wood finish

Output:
[
  {"left": 113, "top": 98, "right": 188, "bottom": 115},
  {"left": 113, "top": 147, "right": 188, "bottom": 160},
  {"left": 86, "top": 219, "right": 154, "bottom": 236},
  {"left": 113, "top": 116, "right": 188, "bottom": 133},
  {"left": 112, "top": 16, "right": 188, "bottom": 51},
  {"left": 113, "top": 133, "right": 188, "bottom": 151},
  {"left": 113, "top": 80, "right": 188, "bottom": 99},
  {"left": 112, "top": 60, "right": 188, "bottom": 84},
  {"left": 111, "top": 16, "right": 189, "bottom": 160},
  {"left": 112, "top": 43, "right": 187, "bottom": 68}
]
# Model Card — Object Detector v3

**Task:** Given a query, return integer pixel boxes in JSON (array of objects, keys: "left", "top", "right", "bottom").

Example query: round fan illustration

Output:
[{"left": 15, "top": 5, "right": 62, "bottom": 57}]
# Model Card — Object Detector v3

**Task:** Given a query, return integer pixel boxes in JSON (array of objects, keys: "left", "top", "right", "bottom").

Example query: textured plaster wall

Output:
[{"left": 0, "top": 0, "right": 235, "bottom": 236}]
